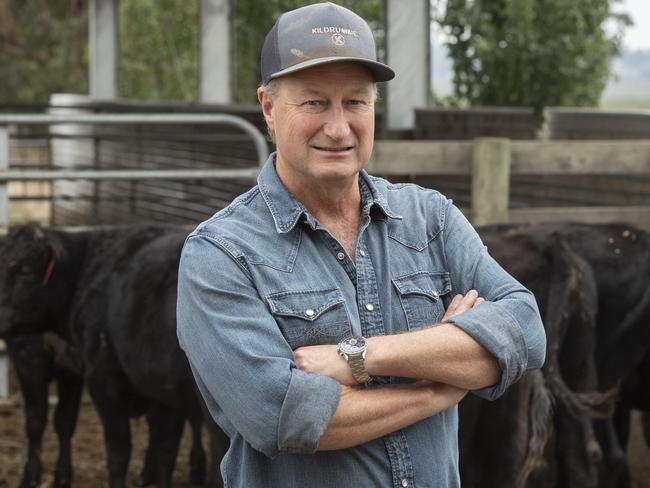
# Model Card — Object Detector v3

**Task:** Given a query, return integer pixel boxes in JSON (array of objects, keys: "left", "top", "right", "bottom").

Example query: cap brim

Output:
[{"left": 267, "top": 56, "right": 395, "bottom": 83}]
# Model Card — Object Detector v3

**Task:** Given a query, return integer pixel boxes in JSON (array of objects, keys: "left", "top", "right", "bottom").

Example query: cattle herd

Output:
[{"left": 0, "top": 220, "right": 648, "bottom": 488}]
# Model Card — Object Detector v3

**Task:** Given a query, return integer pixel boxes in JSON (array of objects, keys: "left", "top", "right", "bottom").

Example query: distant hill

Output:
[{"left": 602, "top": 48, "right": 650, "bottom": 108}]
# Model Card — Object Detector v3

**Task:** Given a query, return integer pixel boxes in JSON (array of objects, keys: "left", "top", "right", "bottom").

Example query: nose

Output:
[{"left": 323, "top": 104, "right": 351, "bottom": 141}]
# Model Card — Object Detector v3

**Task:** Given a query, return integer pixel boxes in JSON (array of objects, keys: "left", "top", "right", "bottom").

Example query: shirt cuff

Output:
[
  {"left": 277, "top": 368, "right": 341, "bottom": 454},
  {"left": 443, "top": 301, "right": 528, "bottom": 400}
]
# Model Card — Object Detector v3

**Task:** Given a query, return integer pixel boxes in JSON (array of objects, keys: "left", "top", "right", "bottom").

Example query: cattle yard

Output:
[
  {"left": 0, "top": 395, "right": 204, "bottom": 487},
  {"left": 0, "top": 111, "right": 649, "bottom": 487},
  {"left": 0, "top": 397, "right": 639, "bottom": 488}
]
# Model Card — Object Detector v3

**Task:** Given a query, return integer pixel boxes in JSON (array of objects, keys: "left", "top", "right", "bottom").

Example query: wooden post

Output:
[
  {"left": 0, "top": 340, "right": 7, "bottom": 398},
  {"left": 471, "top": 138, "right": 511, "bottom": 226}
]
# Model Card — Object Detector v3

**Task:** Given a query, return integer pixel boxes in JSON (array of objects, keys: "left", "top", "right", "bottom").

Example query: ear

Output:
[{"left": 257, "top": 86, "right": 275, "bottom": 134}]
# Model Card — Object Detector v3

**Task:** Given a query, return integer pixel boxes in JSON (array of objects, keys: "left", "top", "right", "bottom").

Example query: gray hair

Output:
[{"left": 259, "top": 79, "right": 280, "bottom": 143}]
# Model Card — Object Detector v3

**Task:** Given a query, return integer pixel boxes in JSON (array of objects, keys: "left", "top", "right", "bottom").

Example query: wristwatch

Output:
[{"left": 338, "top": 336, "right": 371, "bottom": 384}]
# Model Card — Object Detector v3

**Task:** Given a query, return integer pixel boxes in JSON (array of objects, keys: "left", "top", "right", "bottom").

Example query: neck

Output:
[
  {"left": 276, "top": 162, "right": 362, "bottom": 225},
  {"left": 299, "top": 179, "right": 361, "bottom": 225}
]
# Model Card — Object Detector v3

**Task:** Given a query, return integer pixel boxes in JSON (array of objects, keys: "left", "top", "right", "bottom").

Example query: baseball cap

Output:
[{"left": 260, "top": 2, "right": 395, "bottom": 84}]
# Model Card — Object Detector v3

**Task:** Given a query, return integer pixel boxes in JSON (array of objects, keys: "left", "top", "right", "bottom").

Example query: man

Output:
[{"left": 177, "top": 3, "right": 546, "bottom": 487}]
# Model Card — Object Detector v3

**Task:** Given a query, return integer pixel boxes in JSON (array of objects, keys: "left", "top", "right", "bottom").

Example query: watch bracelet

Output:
[{"left": 349, "top": 357, "right": 370, "bottom": 382}]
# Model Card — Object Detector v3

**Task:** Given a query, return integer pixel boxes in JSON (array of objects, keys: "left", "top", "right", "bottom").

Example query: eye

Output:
[
  {"left": 347, "top": 99, "right": 365, "bottom": 105},
  {"left": 303, "top": 100, "right": 325, "bottom": 107}
]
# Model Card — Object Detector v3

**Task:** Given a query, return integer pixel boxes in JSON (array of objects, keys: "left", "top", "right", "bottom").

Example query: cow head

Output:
[{"left": 0, "top": 223, "right": 63, "bottom": 334}]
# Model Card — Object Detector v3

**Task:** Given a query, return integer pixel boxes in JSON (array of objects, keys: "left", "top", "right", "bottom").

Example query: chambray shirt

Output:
[{"left": 176, "top": 154, "right": 546, "bottom": 488}]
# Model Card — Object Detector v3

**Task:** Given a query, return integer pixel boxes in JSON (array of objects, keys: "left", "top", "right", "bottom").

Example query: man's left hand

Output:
[{"left": 294, "top": 345, "right": 358, "bottom": 386}]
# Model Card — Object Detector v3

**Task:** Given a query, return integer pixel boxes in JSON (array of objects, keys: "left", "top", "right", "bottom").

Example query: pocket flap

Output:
[
  {"left": 266, "top": 288, "right": 345, "bottom": 321},
  {"left": 392, "top": 271, "right": 451, "bottom": 301}
]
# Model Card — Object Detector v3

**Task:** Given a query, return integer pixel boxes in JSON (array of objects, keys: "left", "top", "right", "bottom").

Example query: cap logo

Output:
[
  {"left": 311, "top": 26, "right": 359, "bottom": 38},
  {"left": 331, "top": 33, "right": 345, "bottom": 46}
]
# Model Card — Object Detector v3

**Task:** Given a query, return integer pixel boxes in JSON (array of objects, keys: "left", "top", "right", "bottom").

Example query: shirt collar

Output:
[
  {"left": 257, "top": 152, "right": 401, "bottom": 235},
  {"left": 358, "top": 170, "right": 402, "bottom": 221}
]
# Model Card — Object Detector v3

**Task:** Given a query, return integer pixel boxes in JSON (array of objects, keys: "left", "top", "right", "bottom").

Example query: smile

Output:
[{"left": 313, "top": 146, "right": 354, "bottom": 152}]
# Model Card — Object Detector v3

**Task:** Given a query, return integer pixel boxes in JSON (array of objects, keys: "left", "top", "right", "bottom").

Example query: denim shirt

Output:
[{"left": 176, "top": 154, "right": 546, "bottom": 488}]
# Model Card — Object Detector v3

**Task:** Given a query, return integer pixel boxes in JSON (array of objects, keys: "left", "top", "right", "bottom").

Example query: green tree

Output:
[
  {"left": 0, "top": 0, "right": 383, "bottom": 105},
  {"left": 120, "top": 0, "right": 198, "bottom": 101},
  {"left": 0, "top": 0, "right": 88, "bottom": 104},
  {"left": 438, "top": 0, "right": 630, "bottom": 115}
]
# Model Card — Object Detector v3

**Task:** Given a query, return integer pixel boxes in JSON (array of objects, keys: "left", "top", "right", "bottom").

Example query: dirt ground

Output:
[
  {"left": 629, "top": 410, "right": 650, "bottom": 488},
  {"left": 1, "top": 394, "right": 649, "bottom": 487},
  {"left": 0, "top": 394, "right": 200, "bottom": 487}
]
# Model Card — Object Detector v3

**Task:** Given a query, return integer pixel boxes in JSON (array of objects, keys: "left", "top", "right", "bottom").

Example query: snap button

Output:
[
  {"left": 305, "top": 309, "right": 315, "bottom": 317},
  {"left": 336, "top": 252, "right": 346, "bottom": 261},
  {"left": 432, "top": 290, "right": 439, "bottom": 300},
  {"left": 365, "top": 303, "right": 374, "bottom": 311},
  {"left": 401, "top": 479, "right": 409, "bottom": 487},
  {"left": 359, "top": 249, "right": 366, "bottom": 257}
]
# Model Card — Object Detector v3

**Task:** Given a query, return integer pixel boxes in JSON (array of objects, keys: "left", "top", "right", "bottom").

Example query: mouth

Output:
[{"left": 312, "top": 145, "right": 354, "bottom": 153}]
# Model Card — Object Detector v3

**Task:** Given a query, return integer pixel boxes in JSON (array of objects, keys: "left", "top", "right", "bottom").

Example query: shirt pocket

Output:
[
  {"left": 266, "top": 288, "right": 353, "bottom": 349},
  {"left": 392, "top": 271, "right": 452, "bottom": 330}
]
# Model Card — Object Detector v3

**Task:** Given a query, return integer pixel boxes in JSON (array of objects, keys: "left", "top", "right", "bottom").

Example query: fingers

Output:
[
  {"left": 441, "top": 293, "right": 462, "bottom": 321},
  {"left": 450, "top": 289, "right": 479, "bottom": 316},
  {"left": 442, "top": 289, "right": 484, "bottom": 321},
  {"left": 446, "top": 293, "right": 463, "bottom": 314}
]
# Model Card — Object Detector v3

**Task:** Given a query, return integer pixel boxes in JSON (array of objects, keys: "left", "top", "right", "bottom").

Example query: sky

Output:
[{"left": 618, "top": 0, "right": 650, "bottom": 50}]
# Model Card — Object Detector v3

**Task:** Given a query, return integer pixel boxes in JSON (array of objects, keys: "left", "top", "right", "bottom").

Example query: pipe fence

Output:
[{"left": 0, "top": 113, "right": 269, "bottom": 228}]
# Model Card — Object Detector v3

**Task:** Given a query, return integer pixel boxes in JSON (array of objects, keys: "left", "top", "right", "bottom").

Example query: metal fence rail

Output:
[{"left": 0, "top": 113, "right": 269, "bottom": 227}]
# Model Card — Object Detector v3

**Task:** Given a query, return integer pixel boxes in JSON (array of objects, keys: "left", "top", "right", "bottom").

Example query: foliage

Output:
[
  {"left": 0, "top": 0, "right": 88, "bottom": 104},
  {"left": 438, "top": 0, "right": 631, "bottom": 115},
  {"left": 119, "top": 0, "right": 198, "bottom": 101},
  {"left": 0, "top": 0, "right": 382, "bottom": 104}
]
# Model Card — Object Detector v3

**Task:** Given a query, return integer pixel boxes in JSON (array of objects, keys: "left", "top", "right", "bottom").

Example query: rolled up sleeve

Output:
[
  {"left": 440, "top": 203, "right": 546, "bottom": 400},
  {"left": 176, "top": 234, "right": 341, "bottom": 457}
]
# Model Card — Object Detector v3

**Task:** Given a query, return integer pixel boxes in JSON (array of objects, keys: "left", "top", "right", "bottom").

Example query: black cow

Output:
[
  {"left": 459, "top": 369, "right": 553, "bottom": 488},
  {"left": 1, "top": 229, "right": 84, "bottom": 488},
  {"left": 526, "top": 224, "right": 649, "bottom": 488},
  {"left": 2, "top": 333, "right": 83, "bottom": 488},
  {"left": 457, "top": 227, "right": 615, "bottom": 487},
  {"left": 481, "top": 222, "right": 650, "bottom": 487},
  {"left": 552, "top": 224, "right": 650, "bottom": 390},
  {"left": 0, "top": 224, "right": 228, "bottom": 488}
]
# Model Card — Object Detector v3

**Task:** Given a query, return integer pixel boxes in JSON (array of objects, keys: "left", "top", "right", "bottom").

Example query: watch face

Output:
[{"left": 340, "top": 336, "right": 367, "bottom": 355}]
